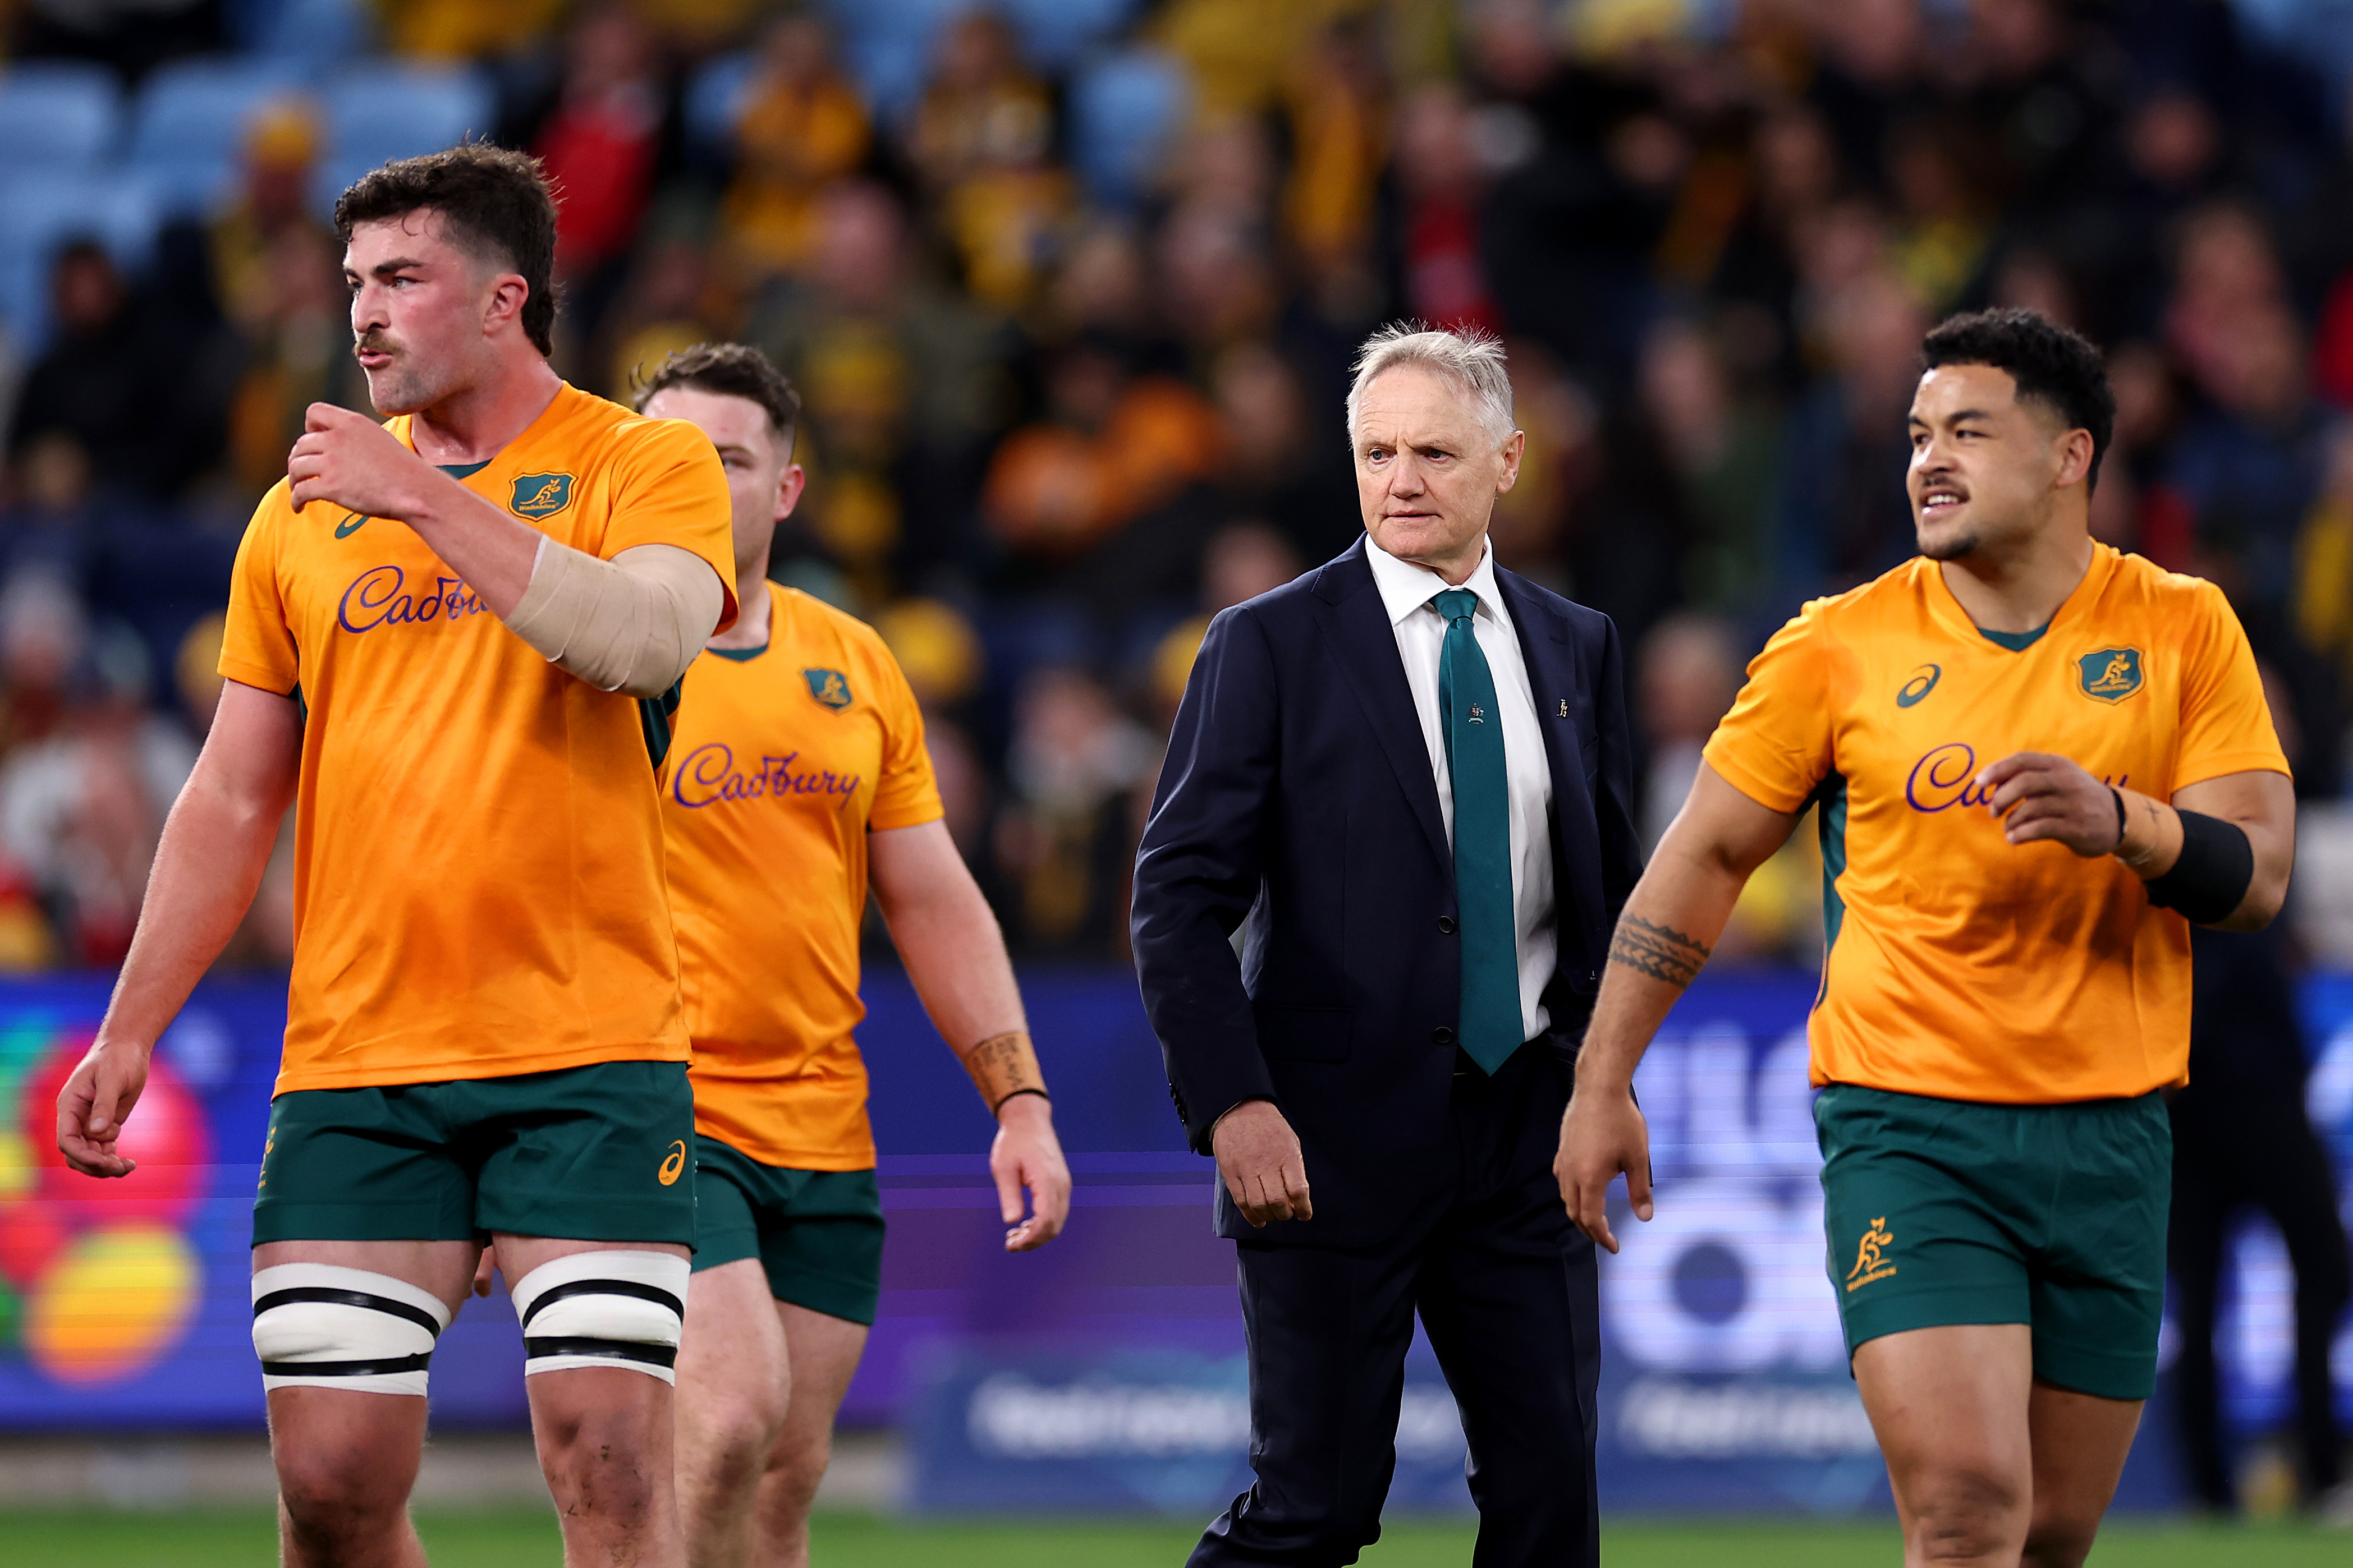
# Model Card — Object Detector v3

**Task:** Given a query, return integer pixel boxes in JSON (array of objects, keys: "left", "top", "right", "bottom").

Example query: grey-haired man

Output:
[{"left": 1133, "top": 325, "right": 1642, "bottom": 1566}]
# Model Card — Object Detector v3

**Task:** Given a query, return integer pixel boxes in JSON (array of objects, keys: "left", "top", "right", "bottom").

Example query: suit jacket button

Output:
[
  {"left": 1437, "top": 916, "right": 1457, "bottom": 935},
  {"left": 1432, "top": 1026, "right": 1455, "bottom": 1046}
]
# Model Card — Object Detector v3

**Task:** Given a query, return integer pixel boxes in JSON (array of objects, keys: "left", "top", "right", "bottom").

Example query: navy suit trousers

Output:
[{"left": 1187, "top": 1046, "right": 1601, "bottom": 1568}]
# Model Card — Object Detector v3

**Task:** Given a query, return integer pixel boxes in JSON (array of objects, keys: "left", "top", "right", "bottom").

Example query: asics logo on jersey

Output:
[
  {"left": 334, "top": 512, "right": 370, "bottom": 539},
  {"left": 1845, "top": 1216, "right": 1896, "bottom": 1291},
  {"left": 670, "top": 742, "right": 861, "bottom": 811},
  {"left": 658, "top": 1141, "right": 686, "bottom": 1186},
  {"left": 1907, "top": 742, "right": 2130, "bottom": 813},
  {"left": 2077, "top": 647, "right": 2144, "bottom": 703},
  {"left": 338, "top": 565, "right": 490, "bottom": 634},
  {"left": 510, "top": 473, "right": 575, "bottom": 519},
  {"left": 1896, "top": 664, "right": 1941, "bottom": 707}
]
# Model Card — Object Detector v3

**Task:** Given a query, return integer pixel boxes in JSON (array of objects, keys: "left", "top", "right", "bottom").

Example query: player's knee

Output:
[
  {"left": 512, "top": 1250, "right": 689, "bottom": 1382},
  {"left": 540, "top": 1403, "right": 677, "bottom": 1535},
  {"left": 1907, "top": 1463, "right": 2028, "bottom": 1562},
  {"left": 251, "top": 1263, "right": 451, "bottom": 1397},
  {"left": 687, "top": 1389, "right": 788, "bottom": 1496},
  {"left": 274, "top": 1434, "right": 416, "bottom": 1539},
  {"left": 760, "top": 1424, "right": 834, "bottom": 1515},
  {"left": 2020, "top": 1507, "right": 2100, "bottom": 1568}
]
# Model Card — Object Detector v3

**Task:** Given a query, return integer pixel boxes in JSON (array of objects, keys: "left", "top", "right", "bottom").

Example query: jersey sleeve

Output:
[
  {"left": 602, "top": 418, "right": 741, "bottom": 633},
  {"left": 1701, "top": 605, "right": 1836, "bottom": 814},
  {"left": 864, "top": 634, "right": 945, "bottom": 832},
  {"left": 217, "top": 489, "right": 300, "bottom": 696},
  {"left": 2172, "top": 580, "right": 2292, "bottom": 791}
]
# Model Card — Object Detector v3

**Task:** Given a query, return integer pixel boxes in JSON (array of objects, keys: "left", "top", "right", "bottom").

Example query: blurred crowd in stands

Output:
[{"left": 0, "top": 0, "right": 2351, "bottom": 972}]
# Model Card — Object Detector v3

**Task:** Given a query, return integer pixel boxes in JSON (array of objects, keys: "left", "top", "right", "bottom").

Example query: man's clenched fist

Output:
[{"left": 287, "top": 403, "right": 438, "bottom": 521}]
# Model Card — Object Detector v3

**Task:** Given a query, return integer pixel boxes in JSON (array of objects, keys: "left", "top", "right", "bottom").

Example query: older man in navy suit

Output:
[{"left": 1132, "top": 325, "right": 1641, "bottom": 1566}]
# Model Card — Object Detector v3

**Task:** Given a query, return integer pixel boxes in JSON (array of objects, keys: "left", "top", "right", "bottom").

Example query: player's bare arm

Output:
[
  {"left": 1975, "top": 753, "right": 2293, "bottom": 929},
  {"left": 57, "top": 681, "right": 301, "bottom": 1176},
  {"left": 1557, "top": 764, "right": 1799, "bottom": 1252},
  {"left": 869, "top": 819, "right": 1071, "bottom": 1250}
]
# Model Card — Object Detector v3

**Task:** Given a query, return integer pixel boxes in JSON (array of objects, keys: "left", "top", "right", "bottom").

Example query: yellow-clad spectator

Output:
[
  {"left": 377, "top": 0, "right": 567, "bottom": 62},
  {"left": 719, "top": 14, "right": 871, "bottom": 279},
  {"left": 909, "top": 12, "right": 1053, "bottom": 196},
  {"left": 1282, "top": 17, "right": 1389, "bottom": 283},
  {"left": 209, "top": 98, "right": 327, "bottom": 335},
  {"left": 983, "top": 342, "right": 1223, "bottom": 558},
  {"left": 907, "top": 12, "right": 1072, "bottom": 311}
]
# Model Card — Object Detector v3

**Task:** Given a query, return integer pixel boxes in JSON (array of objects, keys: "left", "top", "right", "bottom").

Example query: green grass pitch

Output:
[{"left": 0, "top": 1510, "right": 2344, "bottom": 1566}]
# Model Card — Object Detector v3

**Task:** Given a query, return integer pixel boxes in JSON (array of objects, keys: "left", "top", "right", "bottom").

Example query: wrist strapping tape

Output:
[{"left": 964, "top": 1030, "right": 1049, "bottom": 1114}]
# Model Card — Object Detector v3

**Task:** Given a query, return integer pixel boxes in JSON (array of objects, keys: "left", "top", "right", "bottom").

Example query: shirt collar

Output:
[{"left": 1364, "top": 532, "right": 1506, "bottom": 628}]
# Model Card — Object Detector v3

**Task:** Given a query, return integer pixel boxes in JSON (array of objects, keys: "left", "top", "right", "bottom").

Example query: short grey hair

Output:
[{"left": 1345, "top": 323, "right": 1516, "bottom": 448}]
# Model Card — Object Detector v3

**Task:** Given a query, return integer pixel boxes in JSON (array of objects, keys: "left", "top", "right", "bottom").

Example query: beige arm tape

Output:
[
  {"left": 502, "top": 541, "right": 726, "bottom": 699},
  {"left": 963, "top": 1031, "right": 1049, "bottom": 1114}
]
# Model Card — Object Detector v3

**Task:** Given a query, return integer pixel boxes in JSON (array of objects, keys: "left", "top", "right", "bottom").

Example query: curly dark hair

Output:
[
  {"left": 334, "top": 144, "right": 559, "bottom": 356},
  {"left": 632, "top": 342, "right": 802, "bottom": 459},
  {"left": 1920, "top": 307, "right": 2116, "bottom": 493}
]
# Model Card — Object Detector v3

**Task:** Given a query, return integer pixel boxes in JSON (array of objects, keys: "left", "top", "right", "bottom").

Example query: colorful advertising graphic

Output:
[
  {"left": 0, "top": 980, "right": 273, "bottom": 1425},
  {"left": 0, "top": 969, "right": 2346, "bottom": 1524}
]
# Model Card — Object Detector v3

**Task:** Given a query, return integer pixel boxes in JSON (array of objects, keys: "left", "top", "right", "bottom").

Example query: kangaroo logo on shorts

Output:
[
  {"left": 2076, "top": 647, "right": 2144, "bottom": 704},
  {"left": 804, "top": 669, "right": 852, "bottom": 710},
  {"left": 658, "top": 1141, "right": 686, "bottom": 1187},
  {"left": 1845, "top": 1216, "right": 1897, "bottom": 1293},
  {"left": 510, "top": 473, "right": 575, "bottom": 520}
]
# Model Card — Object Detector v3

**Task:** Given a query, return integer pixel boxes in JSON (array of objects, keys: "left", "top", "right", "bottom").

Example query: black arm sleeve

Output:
[{"left": 2142, "top": 809, "right": 2255, "bottom": 925}]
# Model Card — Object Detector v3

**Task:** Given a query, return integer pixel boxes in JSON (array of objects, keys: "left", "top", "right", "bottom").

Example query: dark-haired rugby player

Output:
[
  {"left": 56, "top": 145, "right": 737, "bottom": 1568},
  {"left": 1560, "top": 307, "right": 2295, "bottom": 1568},
  {"left": 635, "top": 342, "right": 1070, "bottom": 1568}
]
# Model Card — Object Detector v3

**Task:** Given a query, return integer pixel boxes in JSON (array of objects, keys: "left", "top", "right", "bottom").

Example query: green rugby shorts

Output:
[
  {"left": 1814, "top": 1082, "right": 2170, "bottom": 1401},
  {"left": 691, "top": 1134, "right": 885, "bottom": 1326},
  {"left": 252, "top": 1060, "right": 696, "bottom": 1247}
]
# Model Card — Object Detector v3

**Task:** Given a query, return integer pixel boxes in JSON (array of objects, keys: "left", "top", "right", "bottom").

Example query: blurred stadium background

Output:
[{"left": 0, "top": 0, "right": 2350, "bottom": 1560}]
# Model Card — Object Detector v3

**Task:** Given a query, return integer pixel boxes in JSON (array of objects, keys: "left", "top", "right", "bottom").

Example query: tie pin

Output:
[{"left": 1556, "top": 699, "right": 1568, "bottom": 719}]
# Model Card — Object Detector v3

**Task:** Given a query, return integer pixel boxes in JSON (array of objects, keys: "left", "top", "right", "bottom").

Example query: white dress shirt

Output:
[{"left": 1364, "top": 532, "right": 1557, "bottom": 1042}]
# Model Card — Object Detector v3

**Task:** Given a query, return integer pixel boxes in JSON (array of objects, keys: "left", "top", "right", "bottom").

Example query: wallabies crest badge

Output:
[
  {"left": 2076, "top": 648, "right": 2143, "bottom": 703},
  {"left": 804, "top": 669, "right": 852, "bottom": 710},
  {"left": 510, "top": 473, "right": 575, "bottom": 519}
]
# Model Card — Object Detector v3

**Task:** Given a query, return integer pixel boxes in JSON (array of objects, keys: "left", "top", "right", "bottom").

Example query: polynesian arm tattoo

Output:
[{"left": 1607, "top": 913, "right": 1713, "bottom": 988}]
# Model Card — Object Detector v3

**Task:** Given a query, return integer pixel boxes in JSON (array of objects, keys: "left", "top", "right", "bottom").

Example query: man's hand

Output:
[
  {"left": 55, "top": 1038, "right": 151, "bottom": 1178},
  {"left": 1556, "top": 1080, "right": 1652, "bottom": 1253},
  {"left": 991, "top": 1093, "right": 1071, "bottom": 1252},
  {"left": 288, "top": 403, "right": 441, "bottom": 519},
  {"left": 1210, "top": 1099, "right": 1311, "bottom": 1227},
  {"left": 1976, "top": 752, "right": 2120, "bottom": 856},
  {"left": 471, "top": 1243, "right": 498, "bottom": 1298}
]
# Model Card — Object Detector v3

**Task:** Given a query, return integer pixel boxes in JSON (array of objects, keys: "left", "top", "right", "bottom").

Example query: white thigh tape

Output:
[
  {"left": 251, "top": 1264, "right": 451, "bottom": 1397},
  {"left": 510, "top": 1250, "right": 688, "bottom": 1383}
]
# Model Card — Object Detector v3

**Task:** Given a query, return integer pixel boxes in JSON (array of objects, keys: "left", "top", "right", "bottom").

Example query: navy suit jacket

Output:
[{"left": 1131, "top": 537, "right": 1643, "bottom": 1248}]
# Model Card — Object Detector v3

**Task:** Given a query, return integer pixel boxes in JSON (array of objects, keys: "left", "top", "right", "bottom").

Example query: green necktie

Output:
[{"left": 1432, "top": 589, "right": 1522, "bottom": 1074}]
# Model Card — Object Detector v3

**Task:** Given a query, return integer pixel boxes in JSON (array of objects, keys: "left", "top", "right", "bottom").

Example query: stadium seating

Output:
[
  {"left": 1067, "top": 48, "right": 1190, "bottom": 208},
  {"left": 0, "top": 172, "right": 162, "bottom": 350},
  {"left": 311, "top": 62, "right": 496, "bottom": 216},
  {"left": 996, "top": 0, "right": 1139, "bottom": 68},
  {"left": 230, "top": 0, "right": 369, "bottom": 76},
  {"left": 684, "top": 50, "right": 758, "bottom": 168},
  {"left": 127, "top": 56, "right": 308, "bottom": 217},
  {"left": 818, "top": 0, "right": 966, "bottom": 119},
  {"left": 0, "top": 63, "right": 123, "bottom": 173}
]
